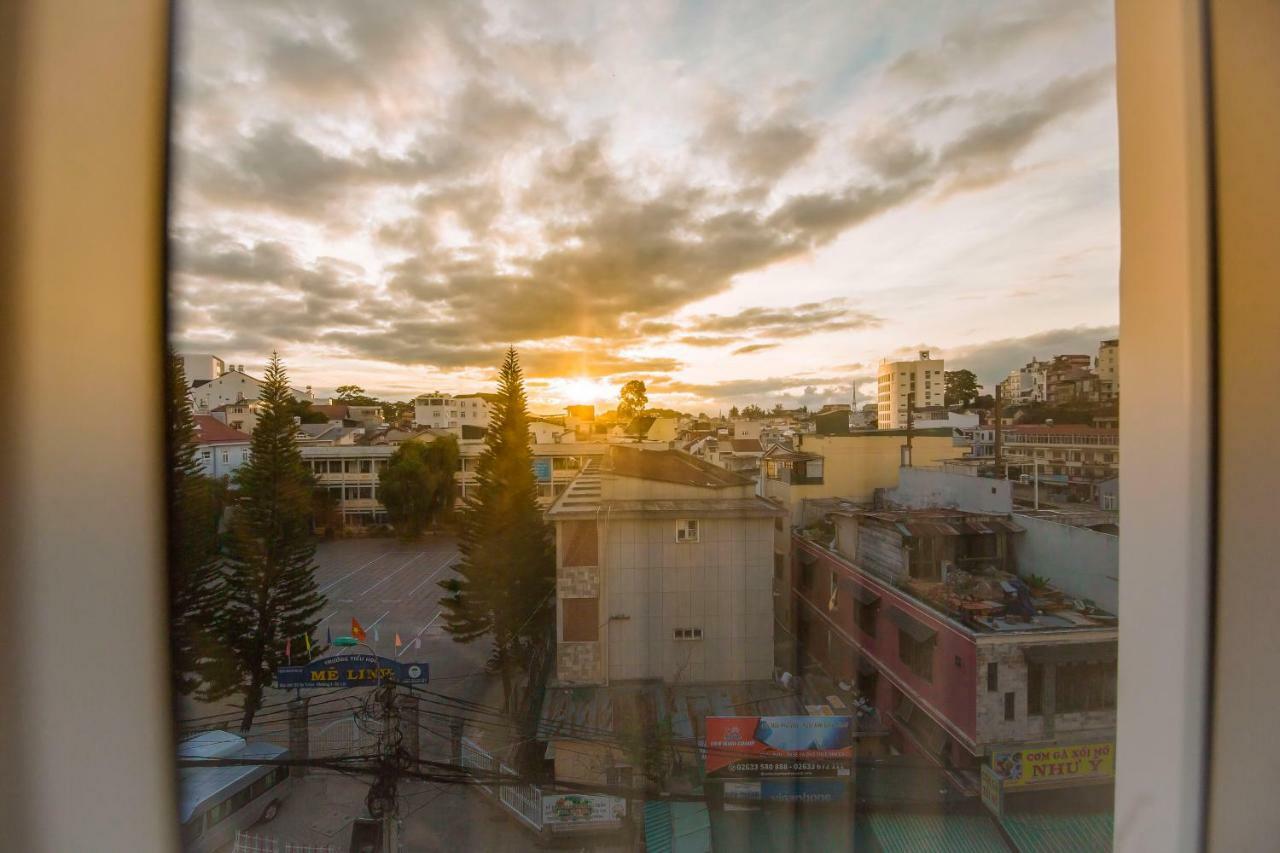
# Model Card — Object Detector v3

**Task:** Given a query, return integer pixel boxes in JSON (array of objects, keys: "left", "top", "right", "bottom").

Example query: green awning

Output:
[
  {"left": 1000, "top": 810, "right": 1114, "bottom": 852},
  {"left": 858, "top": 811, "right": 1011, "bottom": 852}
]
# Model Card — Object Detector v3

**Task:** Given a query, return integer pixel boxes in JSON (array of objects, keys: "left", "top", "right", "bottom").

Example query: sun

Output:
[{"left": 551, "top": 376, "right": 617, "bottom": 408}]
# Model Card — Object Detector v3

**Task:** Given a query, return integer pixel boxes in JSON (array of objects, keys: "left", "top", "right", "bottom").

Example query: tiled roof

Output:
[
  {"left": 193, "top": 415, "right": 251, "bottom": 445},
  {"left": 311, "top": 404, "right": 349, "bottom": 420},
  {"left": 607, "top": 445, "right": 751, "bottom": 488},
  {"left": 728, "top": 438, "right": 763, "bottom": 453}
]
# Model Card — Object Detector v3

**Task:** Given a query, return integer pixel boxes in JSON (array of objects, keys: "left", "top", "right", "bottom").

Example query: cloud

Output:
[
  {"left": 943, "top": 324, "right": 1118, "bottom": 389},
  {"left": 701, "top": 96, "right": 818, "bottom": 181},
  {"left": 685, "top": 300, "right": 881, "bottom": 338},
  {"left": 732, "top": 343, "right": 780, "bottom": 356}
]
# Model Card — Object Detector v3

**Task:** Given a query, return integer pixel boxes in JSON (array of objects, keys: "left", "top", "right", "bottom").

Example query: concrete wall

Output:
[
  {"left": 1013, "top": 514, "right": 1119, "bottom": 614},
  {"left": 888, "top": 466, "right": 1013, "bottom": 514}
]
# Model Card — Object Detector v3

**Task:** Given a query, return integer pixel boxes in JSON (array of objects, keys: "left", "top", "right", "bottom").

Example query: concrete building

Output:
[
  {"left": 1096, "top": 339, "right": 1120, "bottom": 401},
  {"left": 179, "top": 353, "right": 225, "bottom": 385},
  {"left": 193, "top": 415, "right": 251, "bottom": 479},
  {"left": 189, "top": 367, "right": 311, "bottom": 414},
  {"left": 564, "top": 405, "right": 595, "bottom": 437},
  {"left": 790, "top": 511, "right": 1116, "bottom": 794},
  {"left": 877, "top": 350, "right": 945, "bottom": 429},
  {"left": 210, "top": 399, "right": 260, "bottom": 434},
  {"left": 412, "top": 392, "right": 491, "bottom": 434},
  {"left": 1003, "top": 425, "right": 1119, "bottom": 502},
  {"left": 999, "top": 359, "right": 1050, "bottom": 405},
  {"left": 762, "top": 430, "right": 969, "bottom": 525},
  {"left": 548, "top": 446, "right": 784, "bottom": 686}
]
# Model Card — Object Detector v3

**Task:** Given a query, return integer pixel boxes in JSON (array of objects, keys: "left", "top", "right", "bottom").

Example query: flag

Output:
[
  {"left": 352, "top": 617, "right": 367, "bottom": 642},
  {"left": 394, "top": 633, "right": 403, "bottom": 649},
  {"left": 304, "top": 633, "right": 312, "bottom": 660},
  {"left": 373, "top": 625, "right": 380, "bottom": 644},
  {"left": 326, "top": 625, "right": 332, "bottom": 644},
  {"left": 285, "top": 637, "right": 292, "bottom": 664}
]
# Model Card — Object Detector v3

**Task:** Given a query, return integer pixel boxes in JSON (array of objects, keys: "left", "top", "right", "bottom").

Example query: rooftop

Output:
[
  {"left": 607, "top": 445, "right": 751, "bottom": 488},
  {"left": 192, "top": 415, "right": 251, "bottom": 445}
]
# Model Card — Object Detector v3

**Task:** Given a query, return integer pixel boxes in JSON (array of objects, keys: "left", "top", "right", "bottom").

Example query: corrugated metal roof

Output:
[
  {"left": 1000, "top": 810, "right": 1114, "bottom": 853},
  {"left": 860, "top": 811, "right": 1011, "bottom": 852}
]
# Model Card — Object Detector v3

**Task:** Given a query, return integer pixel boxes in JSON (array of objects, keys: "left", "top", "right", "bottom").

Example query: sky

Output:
[{"left": 169, "top": 0, "right": 1119, "bottom": 413}]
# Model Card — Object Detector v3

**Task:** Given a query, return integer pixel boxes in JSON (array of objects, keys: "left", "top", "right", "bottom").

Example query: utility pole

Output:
[{"left": 902, "top": 392, "right": 915, "bottom": 467}]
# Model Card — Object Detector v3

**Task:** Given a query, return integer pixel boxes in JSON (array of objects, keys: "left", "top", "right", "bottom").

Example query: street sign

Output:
[{"left": 275, "top": 653, "right": 429, "bottom": 689}]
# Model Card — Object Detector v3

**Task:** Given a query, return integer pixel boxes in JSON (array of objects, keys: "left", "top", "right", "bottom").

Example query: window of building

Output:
[
  {"left": 774, "top": 553, "right": 784, "bottom": 581},
  {"left": 1057, "top": 660, "right": 1118, "bottom": 713},
  {"left": 676, "top": 519, "right": 700, "bottom": 543},
  {"left": 561, "top": 598, "right": 598, "bottom": 642},
  {"left": 988, "top": 662, "right": 999, "bottom": 692},
  {"left": 1005, "top": 691, "right": 1016, "bottom": 721},
  {"left": 673, "top": 627, "right": 703, "bottom": 640},
  {"left": 898, "top": 629, "right": 934, "bottom": 682},
  {"left": 1028, "top": 662, "right": 1044, "bottom": 715},
  {"left": 359, "top": 459, "right": 372, "bottom": 473},
  {"left": 855, "top": 599, "right": 878, "bottom": 638}
]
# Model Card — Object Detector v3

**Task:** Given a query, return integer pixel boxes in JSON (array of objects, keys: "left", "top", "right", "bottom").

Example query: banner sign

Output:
[
  {"left": 991, "top": 741, "right": 1114, "bottom": 788},
  {"left": 541, "top": 793, "right": 626, "bottom": 827},
  {"left": 705, "top": 716, "right": 853, "bottom": 778},
  {"left": 533, "top": 458, "right": 553, "bottom": 483},
  {"left": 275, "top": 653, "right": 429, "bottom": 689},
  {"left": 724, "top": 779, "right": 849, "bottom": 804}
]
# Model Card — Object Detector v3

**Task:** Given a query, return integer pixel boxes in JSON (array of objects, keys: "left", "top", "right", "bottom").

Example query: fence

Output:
[
  {"left": 460, "top": 738, "right": 626, "bottom": 836},
  {"left": 232, "top": 831, "right": 335, "bottom": 853}
]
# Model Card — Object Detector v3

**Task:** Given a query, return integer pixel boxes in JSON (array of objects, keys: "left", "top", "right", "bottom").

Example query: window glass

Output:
[{"left": 167, "top": 1, "right": 1121, "bottom": 848}]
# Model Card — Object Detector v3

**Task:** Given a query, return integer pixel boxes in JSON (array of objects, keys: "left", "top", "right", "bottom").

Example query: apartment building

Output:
[
  {"left": 1096, "top": 339, "right": 1120, "bottom": 401},
  {"left": 178, "top": 352, "right": 225, "bottom": 385},
  {"left": 790, "top": 510, "right": 1116, "bottom": 796},
  {"left": 548, "top": 446, "right": 783, "bottom": 687},
  {"left": 193, "top": 415, "right": 252, "bottom": 479},
  {"left": 412, "top": 392, "right": 492, "bottom": 434},
  {"left": 998, "top": 358, "right": 1049, "bottom": 404},
  {"left": 877, "top": 350, "right": 945, "bottom": 429},
  {"left": 189, "top": 367, "right": 312, "bottom": 414},
  {"left": 1004, "top": 425, "right": 1119, "bottom": 500},
  {"left": 762, "top": 430, "right": 968, "bottom": 526}
]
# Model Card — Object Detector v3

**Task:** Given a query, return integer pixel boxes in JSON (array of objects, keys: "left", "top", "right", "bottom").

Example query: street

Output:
[{"left": 182, "top": 536, "right": 539, "bottom": 852}]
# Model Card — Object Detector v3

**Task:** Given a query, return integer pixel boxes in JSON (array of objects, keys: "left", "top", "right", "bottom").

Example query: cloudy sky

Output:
[{"left": 169, "top": 0, "right": 1119, "bottom": 412}]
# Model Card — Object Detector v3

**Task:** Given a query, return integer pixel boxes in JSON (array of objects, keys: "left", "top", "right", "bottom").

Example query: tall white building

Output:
[
  {"left": 189, "top": 366, "right": 311, "bottom": 414},
  {"left": 1000, "top": 358, "right": 1050, "bottom": 404},
  {"left": 1096, "top": 339, "right": 1120, "bottom": 400},
  {"left": 178, "top": 353, "right": 225, "bottom": 385},
  {"left": 876, "top": 350, "right": 945, "bottom": 429}
]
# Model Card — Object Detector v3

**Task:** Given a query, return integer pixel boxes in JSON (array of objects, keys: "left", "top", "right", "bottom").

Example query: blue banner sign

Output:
[
  {"left": 275, "top": 653, "right": 429, "bottom": 689},
  {"left": 533, "top": 458, "right": 553, "bottom": 483}
]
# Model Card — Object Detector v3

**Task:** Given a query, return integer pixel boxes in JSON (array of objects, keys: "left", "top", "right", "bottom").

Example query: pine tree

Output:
[
  {"left": 167, "top": 352, "right": 223, "bottom": 700},
  {"left": 440, "top": 348, "right": 555, "bottom": 711},
  {"left": 210, "top": 353, "right": 326, "bottom": 730}
]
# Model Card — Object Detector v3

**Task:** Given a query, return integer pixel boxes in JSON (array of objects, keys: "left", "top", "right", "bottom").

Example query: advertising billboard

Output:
[
  {"left": 275, "top": 653, "right": 429, "bottom": 689},
  {"left": 541, "top": 793, "right": 626, "bottom": 828},
  {"left": 705, "top": 716, "right": 853, "bottom": 778},
  {"left": 991, "top": 741, "right": 1115, "bottom": 788},
  {"left": 533, "top": 458, "right": 553, "bottom": 483}
]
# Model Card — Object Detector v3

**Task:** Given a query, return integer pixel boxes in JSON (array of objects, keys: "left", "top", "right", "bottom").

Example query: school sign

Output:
[{"left": 275, "top": 653, "right": 429, "bottom": 689}]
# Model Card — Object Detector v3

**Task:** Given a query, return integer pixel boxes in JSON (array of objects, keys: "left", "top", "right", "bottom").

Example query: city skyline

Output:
[{"left": 170, "top": 0, "right": 1119, "bottom": 410}]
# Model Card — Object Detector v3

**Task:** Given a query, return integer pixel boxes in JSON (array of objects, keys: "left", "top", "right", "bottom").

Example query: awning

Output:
[
  {"left": 1024, "top": 641, "right": 1117, "bottom": 665},
  {"left": 888, "top": 608, "right": 937, "bottom": 644}
]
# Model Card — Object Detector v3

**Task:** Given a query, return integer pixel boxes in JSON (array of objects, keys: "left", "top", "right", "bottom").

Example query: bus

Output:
[{"left": 178, "top": 731, "right": 293, "bottom": 852}]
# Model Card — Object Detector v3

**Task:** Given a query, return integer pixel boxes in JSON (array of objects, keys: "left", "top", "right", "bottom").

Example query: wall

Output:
[
  {"left": 1013, "top": 514, "right": 1119, "bottom": 614},
  {"left": 888, "top": 467, "right": 1013, "bottom": 514},
  {"left": 603, "top": 515, "right": 775, "bottom": 683}
]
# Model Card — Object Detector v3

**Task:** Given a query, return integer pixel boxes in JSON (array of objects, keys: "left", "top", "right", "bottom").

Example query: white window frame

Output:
[
  {"left": 672, "top": 627, "right": 703, "bottom": 641},
  {"left": 675, "top": 519, "right": 700, "bottom": 543}
]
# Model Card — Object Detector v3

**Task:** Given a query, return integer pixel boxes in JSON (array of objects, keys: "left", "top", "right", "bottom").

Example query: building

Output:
[
  {"left": 564, "top": 405, "right": 595, "bottom": 437},
  {"left": 910, "top": 407, "right": 980, "bottom": 431},
  {"left": 1096, "top": 339, "right": 1119, "bottom": 401},
  {"left": 1044, "top": 355, "right": 1096, "bottom": 405},
  {"left": 1003, "top": 425, "right": 1119, "bottom": 501},
  {"left": 189, "top": 367, "right": 311, "bottom": 414},
  {"left": 762, "top": 430, "right": 969, "bottom": 526},
  {"left": 210, "top": 399, "right": 260, "bottom": 434},
  {"left": 789, "top": 509, "right": 1116, "bottom": 796},
  {"left": 877, "top": 351, "right": 945, "bottom": 429},
  {"left": 193, "top": 415, "right": 251, "bottom": 479},
  {"left": 547, "top": 446, "right": 784, "bottom": 686},
  {"left": 178, "top": 353, "right": 225, "bottom": 385},
  {"left": 999, "top": 359, "right": 1050, "bottom": 404},
  {"left": 411, "top": 392, "right": 491, "bottom": 435}
]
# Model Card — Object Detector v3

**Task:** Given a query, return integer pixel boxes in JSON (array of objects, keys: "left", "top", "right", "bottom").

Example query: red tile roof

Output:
[
  {"left": 193, "top": 415, "right": 252, "bottom": 444},
  {"left": 310, "top": 404, "right": 349, "bottom": 420}
]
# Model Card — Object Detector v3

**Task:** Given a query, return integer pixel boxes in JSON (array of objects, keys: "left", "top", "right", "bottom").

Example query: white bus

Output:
[{"left": 178, "top": 731, "right": 293, "bottom": 852}]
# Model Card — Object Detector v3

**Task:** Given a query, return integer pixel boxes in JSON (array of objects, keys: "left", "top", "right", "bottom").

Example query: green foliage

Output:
[
  {"left": 729, "top": 405, "right": 740, "bottom": 418},
  {"left": 617, "top": 379, "right": 648, "bottom": 420},
  {"left": 440, "top": 348, "right": 554, "bottom": 712},
  {"left": 380, "top": 436, "right": 460, "bottom": 538},
  {"left": 945, "top": 369, "right": 981, "bottom": 407},
  {"left": 335, "top": 384, "right": 380, "bottom": 406},
  {"left": 740, "top": 404, "right": 767, "bottom": 419},
  {"left": 287, "top": 398, "right": 330, "bottom": 424},
  {"left": 382, "top": 400, "right": 414, "bottom": 425},
  {"left": 167, "top": 352, "right": 224, "bottom": 699},
  {"left": 210, "top": 353, "right": 326, "bottom": 730},
  {"left": 619, "top": 717, "right": 675, "bottom": 793}
]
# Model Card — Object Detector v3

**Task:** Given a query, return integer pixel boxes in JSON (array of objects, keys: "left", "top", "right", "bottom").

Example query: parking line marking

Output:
[
  {"left": 404, "top": 555, "right": 456, "bottom": 599},
  {"left": 357, "top": 552, "right": 426, "bottom": 598},
  {"left": 320, "top": 551, "right": 393, "bottom": 595},
  {"left": 400, "top": 610, "right": 443, "bottom": 657}
]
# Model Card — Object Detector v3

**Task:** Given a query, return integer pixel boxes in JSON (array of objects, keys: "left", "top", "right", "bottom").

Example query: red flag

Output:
[
  {"left": 352, "top": 617, "right": 367, "bottom": 642},
  {"left": 394, "top": 633, "right": 403, "bottom": 649},
  {"left": 285, "top": 637, "right": 292, "bottom": 663}
]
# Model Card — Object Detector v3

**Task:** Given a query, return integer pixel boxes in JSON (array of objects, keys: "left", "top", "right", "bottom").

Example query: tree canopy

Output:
[
  {"left": 945, "top": 369, "right": 981, "bottom": 407},
  {"left": 617, "top": 379, "right": 648, "bottom": 420},
  {"left": 380, "top": 436, "right": 460, "bottom": 538}
]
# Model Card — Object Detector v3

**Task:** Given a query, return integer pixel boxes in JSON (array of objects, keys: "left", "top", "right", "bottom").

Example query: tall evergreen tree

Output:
[
  {"left": 209, "top": 353, "right": 326, "bottom": 730},
  {"left": 440, "top": 348, "right": 554, "bottom": 711},
  {"left": 167, "top": 352, "right": 222, "bottom": 700}
]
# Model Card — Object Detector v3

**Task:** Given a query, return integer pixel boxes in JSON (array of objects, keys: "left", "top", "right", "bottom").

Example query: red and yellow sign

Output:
[{"left": 992, "top": 741, "right": 1114, "bottom": 788}]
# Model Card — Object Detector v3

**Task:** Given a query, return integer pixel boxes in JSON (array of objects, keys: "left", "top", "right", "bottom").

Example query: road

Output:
[{"left": 189, "top": 536, "right": 538, "bottom": 852}]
